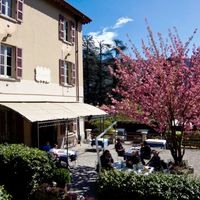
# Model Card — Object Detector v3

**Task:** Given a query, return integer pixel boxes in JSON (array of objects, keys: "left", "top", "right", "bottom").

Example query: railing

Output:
[{"left": 182, "top": 139, "right": 200, "bottom": 148}]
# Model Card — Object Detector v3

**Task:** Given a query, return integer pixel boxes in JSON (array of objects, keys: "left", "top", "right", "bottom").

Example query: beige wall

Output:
[{"left": 0, "top": 0, "right": 84, "bottom": 102}]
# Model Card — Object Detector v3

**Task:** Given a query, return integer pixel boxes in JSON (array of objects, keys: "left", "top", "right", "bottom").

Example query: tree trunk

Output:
[{"left": 166, "top": 128, "right": 185, "bottom": 165}]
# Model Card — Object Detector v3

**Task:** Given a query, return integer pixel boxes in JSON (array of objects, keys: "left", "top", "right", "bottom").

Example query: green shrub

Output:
[
  {"left": 0, "top": 144, "right": 56, "bottom": 200},
  {"left": 98, "top": 170, "right": 200, "bottom": 200},
  {"left": 90, "top": 118, "right": 115, "bottom": 135},
  {"left": 52, "top": 168, "right": 71, "bottom": 188},
  {"left": 0, "top": 185, "right": 12, "bottom": 200}
]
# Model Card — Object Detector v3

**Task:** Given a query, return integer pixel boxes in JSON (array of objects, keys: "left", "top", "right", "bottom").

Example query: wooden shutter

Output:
[
  {"left": 59, "top": 59, "right": 65, "bottom": 85},
  {"left": 71, "top": 63, "right": 76, "bottom": 86},
  {"left": 0, "top": 0, "right": 2, "bottom": 14},
  {"left": 16, "top": 48, "right": 22, "bottom": 80},
  {"left": 16, "top": 0, "right": 24, "bottom": 22},
  {"left": 70, "top": 21, "right": 75, "bottom": 45},
  {"left": 59, "top": 15, "right": 64, "bottom": 41}
]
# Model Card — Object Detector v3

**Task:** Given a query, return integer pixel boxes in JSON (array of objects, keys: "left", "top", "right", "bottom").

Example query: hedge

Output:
[
  {"left": 0, "top": 185, "right": 12, "bottom": 200},
  {"left": 98, "top": 170, "right": 200, "bottom": 200},
  {"left": 0, "top": 144, "right": 56, "bottom": 200},
  {"left": 52, "top": 168, "right": 71, "bottom": 188}
]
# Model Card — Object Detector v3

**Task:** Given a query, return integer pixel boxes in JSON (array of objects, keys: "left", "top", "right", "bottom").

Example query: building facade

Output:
[{"left": 0, "top": 0, "right": 106, "bottom": 148}]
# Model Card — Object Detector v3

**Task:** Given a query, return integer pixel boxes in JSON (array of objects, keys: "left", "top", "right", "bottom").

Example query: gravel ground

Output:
[{"left": 68, "top": 142, "right": 200, "bottom": 199}]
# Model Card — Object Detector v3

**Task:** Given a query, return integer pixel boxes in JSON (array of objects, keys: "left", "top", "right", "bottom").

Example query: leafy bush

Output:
[
  {"left": 0, "top": 144, "right": 56, "bottom": 200},
  {"left": 98, "top": 170, "right": 200, "bottom": 200},
  {"left": 52, "top": 168, "right": 71, "bottom": 188},
  {"left": 0, "top": 185, "right": 12, "bottom": 200},
  {"left": 90, "top": 118, "right": 115, "bottom": 135}
]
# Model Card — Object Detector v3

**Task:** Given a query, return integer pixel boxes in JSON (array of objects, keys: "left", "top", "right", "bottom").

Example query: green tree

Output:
[{"left": 83, "top": 36, "right": 127, "bottom": 105}]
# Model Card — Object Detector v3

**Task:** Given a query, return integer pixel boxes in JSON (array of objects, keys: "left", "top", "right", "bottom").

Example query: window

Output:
[
  {"left": 0, "top": 43, "right": 22, "bottom": 80},
  {"left": 1, "top": 0, "right": 12, "bottom": 17},
  {"left": 64, "top": 20, "right": 69, "bottom": 42},
  {"left": 0, "top": 0, "right": 23, "bottom": 22},
  {"left": 63, "top": 61, "right": 72, "bottom": 84},
  {"left": 59, "top": 59, "right": 75, "bottom": 86},
  {"left": 0, "top": 44, "right": 12, "bottom": 77},
  {"left": 59, "top": 15, "right": 75, "bottom": 44}
]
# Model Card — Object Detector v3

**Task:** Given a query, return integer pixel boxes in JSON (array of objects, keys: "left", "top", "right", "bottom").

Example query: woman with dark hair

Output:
[
  {"left": 115, "top": 138, "right": 125, "bottom": 157},
  {"left": 147, "top": 150, "right": 161, "bottom": 171},
  {"left": 140, "top": 141, "right": 151, "bottom": 165},
  {"left": 100, "top": 150, "right": 114, "bottom": 170},
  {"left": 126, "top": 150, "right": 140, "bottom": 168}
]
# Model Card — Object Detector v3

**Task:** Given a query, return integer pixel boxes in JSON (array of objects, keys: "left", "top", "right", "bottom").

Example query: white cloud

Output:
[
  {"left": 88, "top": 16, "right": 133, "bottom": 48},
  {"left": 88, "top": 29, "right": 117, "bottom": 47},
  {"left": 112, "top": 17, "right": 133, "bottom": 29}
]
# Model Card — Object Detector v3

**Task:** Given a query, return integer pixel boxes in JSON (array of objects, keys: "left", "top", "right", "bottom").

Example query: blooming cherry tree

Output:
[{"left": 108, "top": 24, "right": 200, "bottom": 164}]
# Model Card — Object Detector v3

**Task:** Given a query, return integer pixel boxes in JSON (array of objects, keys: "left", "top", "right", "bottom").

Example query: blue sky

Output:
[{"left": 67, "top": 0, "right": 200, "bottom": 50}]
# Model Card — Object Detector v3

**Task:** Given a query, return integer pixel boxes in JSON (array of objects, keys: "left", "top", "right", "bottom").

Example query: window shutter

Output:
[
  {"left": 59, "top": 59, "right": 65, "bottom": 85},
  {"left": 71, "top": 63, "right": 76, "bottom": 86},
  {"left": 59, "top": 15, "right": 64, "bottom": 41},
  {"left": 16, "top": 48, "right": 23, "bottom": 80},
  {"left": 70, "top": 21, "right": 75, "bottom": 45},
  {"left": 0, "top": 0, "right": 2, "bottom": 14},
  {"left": 16, "top": 0, "right": 24, "bottom": 22}
]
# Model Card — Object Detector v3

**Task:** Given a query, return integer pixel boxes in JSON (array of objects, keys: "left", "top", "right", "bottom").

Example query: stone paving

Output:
[{"left": 68, "top": 142, "right": 200, "bottom": 199}]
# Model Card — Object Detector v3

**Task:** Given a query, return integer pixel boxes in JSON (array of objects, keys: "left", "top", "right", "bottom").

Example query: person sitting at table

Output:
[
  {"left": 42, "top": 141, "right": 51, "bottom": 152},
  {"left": 126, "top": 150, "right": 140, "bottom": 168},
  {"left": 49, "top": 144, "right": 59, "bottom": 154},
  {"left": 100, "top": 150, "right": 114, "bottom": 170},
  {"left": 115, "top": 138, "right": 125, "bottom": 157},
  {"left": 146, "top": 150, "right": 161, "bottom": 171},
  {"left": 140, "top": 141, "right": 152, "bottom": 165}
]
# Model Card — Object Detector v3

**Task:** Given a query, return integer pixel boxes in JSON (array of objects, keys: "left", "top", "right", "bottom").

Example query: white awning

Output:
[
  {"left": 0, "top": 102, "right": 107, "bottom": 122},
  {"left": 57, "top": 102, "right": 107, "bottom": 117}
]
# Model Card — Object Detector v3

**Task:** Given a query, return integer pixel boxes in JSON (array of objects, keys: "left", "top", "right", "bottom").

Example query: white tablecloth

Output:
[
  {"left": 113, "top": 161, "right": 154, "bottom": 175},
  {"left": 49, "top": 148, "right": 77, "bottom": 157},
  {"left": 145, "top": 139, "right": 166, "bottom": 148},
  {"left": 124, "top": 146, "right": 141, "bottom": 157},
  {"left": 91, "top": 138, "right": 109, "bottom": 148}
]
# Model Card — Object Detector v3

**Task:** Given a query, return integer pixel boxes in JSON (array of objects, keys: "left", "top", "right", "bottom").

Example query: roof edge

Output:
[{"left": 51, "top": 0, "right": 92, "bottom": 24}]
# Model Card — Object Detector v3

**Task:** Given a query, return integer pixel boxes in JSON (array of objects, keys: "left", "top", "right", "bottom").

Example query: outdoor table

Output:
[
  {"left": 124, "top": 146, "right": 141, "bottom": 159},
  {"left": 145, "top": 139, "right": 167, "bottom": 148},
  {"left": 112, "top": 161, "right": 154, "bottom": 175},
  {"left": 49, "top": 148, "right": 77, "bottom": 162},
  {"left": 91, "top": 138, "right": 109, "bottom": 149}
]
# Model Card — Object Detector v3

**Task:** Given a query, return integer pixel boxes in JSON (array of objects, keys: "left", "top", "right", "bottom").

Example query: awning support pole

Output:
[
  {"left": 37, "top": 122, "right": 40, "bottom": 148},
  {"left": 66, "top": 120, "right": 69, "bottom": 167}
]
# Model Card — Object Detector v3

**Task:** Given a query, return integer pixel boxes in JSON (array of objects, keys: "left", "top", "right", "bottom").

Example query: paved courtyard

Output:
[
  {"left": 71, "top": 142, "right": 200, "bottom": 175},
  {"left": 68, "top": 142, "right": 200, "bottom": 199}
]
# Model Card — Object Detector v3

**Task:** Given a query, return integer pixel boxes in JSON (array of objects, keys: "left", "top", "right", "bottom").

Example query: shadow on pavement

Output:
[{"left": 70, "top": 165, "right": 98, "bottom": 199}]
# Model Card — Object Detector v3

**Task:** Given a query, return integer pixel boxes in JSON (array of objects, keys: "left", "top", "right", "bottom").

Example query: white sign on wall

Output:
[{"left": 35, "top": 66, "right": 51, "bottom": 83}]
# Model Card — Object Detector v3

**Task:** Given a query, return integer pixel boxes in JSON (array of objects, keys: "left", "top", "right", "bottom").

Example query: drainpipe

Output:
[
  {"left": 75, "top": 20, "right": 82, "bottom": 143},
  {"left": 75, "top": 19, "right": 79, "bottom": 102}
]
